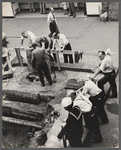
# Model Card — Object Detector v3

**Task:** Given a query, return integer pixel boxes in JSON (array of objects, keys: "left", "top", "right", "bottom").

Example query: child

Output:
[{"left": 62, "top": 2, "right": 68, "bottom": 15}]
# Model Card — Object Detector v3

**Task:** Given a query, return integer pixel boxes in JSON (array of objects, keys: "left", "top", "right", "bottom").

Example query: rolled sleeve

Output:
[{"left": 99, "top": 60, "right": 106, "bottom": 72}]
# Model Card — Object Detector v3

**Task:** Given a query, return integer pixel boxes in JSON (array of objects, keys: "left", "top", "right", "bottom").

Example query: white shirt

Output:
[
  {"left": 73, "top": 94, "right": 92, "bottom": 113},
  {"left": 99, "top": 55, "right": 114, "bottom": 73},
  {"left": 21, "top": 31, "right": 36, "bottom": 44},
  {"left": 2, "top": 32, "right": 6, "bottom": 39},
  {"left": 82, "top": 80, "right": 102, "bottom": 97},
  {"left": 53, "top": 34, "right": 69, "bottom": 50},
  {"left": 47, "top": 12, "right": 56, "bottom": 23}
]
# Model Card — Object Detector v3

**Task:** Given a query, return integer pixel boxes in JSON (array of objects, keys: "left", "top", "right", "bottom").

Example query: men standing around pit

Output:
[
  {"left": 90, "top": 49, "right": 117, "bottom": 98},
  {"left": 57, "top": 97, "right": 83, "bottom": 147},
  {"left": 31, "top": 48, "right": 53, "bottom": 87},
  {"left": 52, "top": 32, "right": 73, "bottom": 63},
  {"left": 21, "top": 31, "right": 37, "bottom": 49},
  {"left": 67, "top": 90, "right": 102, "bottom": 143},
  {"left": 68, "top": 2, "right": 76, "bottom": 18},
  {"left": 81, "top": 77, "right": 109, "bottom": 125},
  {"left": 47, "top": 7, "right": 60, "bottom": 38}
]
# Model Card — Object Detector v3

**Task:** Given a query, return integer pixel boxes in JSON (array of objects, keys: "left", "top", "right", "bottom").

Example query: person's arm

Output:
[
  {"left": 52, "top": 39, "right": 56, "bottom": 50},
  {"left": 78, "top": 92, "right": 92, "bottom": 107},
  {"left": 61, "top": 35, "right": 68, "bottom": 50},
  {"left": 91, "top": 67, "right": 101, "bottom": 79},
  {"left": 47, "top": 13, "right": 51, "bottom": 23},
  {"left": 82, "top": 86, "right": 88, "bottom": 96},
  {"left": 21, "top": 35, "right": 24, "bottom": 48}
]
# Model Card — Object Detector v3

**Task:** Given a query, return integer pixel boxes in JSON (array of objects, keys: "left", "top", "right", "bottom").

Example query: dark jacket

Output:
[
  {"left": 32, "top": 49, "right": 50, "bottom": 69},
  {"left": 58, "top": 106, "right": 83, "bottom": 139}
]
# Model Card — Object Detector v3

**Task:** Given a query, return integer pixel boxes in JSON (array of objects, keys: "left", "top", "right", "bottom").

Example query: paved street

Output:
[{"left": 2, "top": 12, "right": 119, "bottom": 148}]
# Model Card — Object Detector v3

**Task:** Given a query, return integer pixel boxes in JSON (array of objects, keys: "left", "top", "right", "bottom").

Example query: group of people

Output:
[
  {"left": 20, "top": 7, "right": 75, "bottom": 86},
  {"left": 57, "top": 49, "right": 117, "bottom": 147},
  {"left": 29, "top": 2, "right": 46, "bottom": 14},
  {"left": 28, "top": 2, "right": 83, "bottom": 18}
]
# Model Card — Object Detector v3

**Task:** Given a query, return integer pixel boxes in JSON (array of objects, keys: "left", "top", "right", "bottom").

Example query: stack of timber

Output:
[{"left": 2, "top": 89, "right": 55, "bottom": 130}]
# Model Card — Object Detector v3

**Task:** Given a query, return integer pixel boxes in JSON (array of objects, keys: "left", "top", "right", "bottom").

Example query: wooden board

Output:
[
  {"left": 53, "top": 62, "right": 93, "bottom": 72},
  {"left": 2, "top": 116, "right": 43, "bottom": 129},
  {"left": 2, "top": 100, "right": 49, "bottom": 116}
]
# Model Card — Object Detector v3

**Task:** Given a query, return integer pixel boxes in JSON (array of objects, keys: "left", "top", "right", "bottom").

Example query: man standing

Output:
[
  {"left": 47, "top": 7, "right": 60, "bottom": 37},
  {"left": 67, "top": 90, "right": 102, "bottom": 143},
  {"left": 57, "top": 97, "right": 83, "bottom": 147},
  {"left": 90, "top": 50, "right": 117, "bottom": 98},
  {"left": 21, "top": 31, "right": 37, "bottom": 49},
  {"left": 52, "top": 32, "right": 73, "bottom": 63},
  {"left": 31, "top": 48, "right": 53, "bottom": 86},
  {"left": 39, "top": 2, "right": 46, "bottom": 14},
  {"left": 35, "top": 35, "right": 54, "bottom": 74},
  {"left": 68, "top": 2, "right": 76, "bottom": 18},
  {"left": 82, "top": 78, "right": 109, "bottom": 124}
]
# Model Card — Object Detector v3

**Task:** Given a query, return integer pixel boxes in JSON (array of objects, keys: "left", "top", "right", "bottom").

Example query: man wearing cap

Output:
[
  {"left": 21, "top": 31, "right": 37, "bottom": 49},
  {"left": 81, "top": 78, "right": 109, "bottom": 125},
  {"left": 57, "top": 97, "right": 83, "bottom": 147},
  {"left": 67, "top": 90, "right": 102, "bottom": 143},
  {"left": 90, "top": 50, "right": 117, "bottom": 98},
  {"left": 31, "top": 48, "right": 52, "bottom": 86},
  {"left": 52, "top": 32, "right": 73, "bottom": 63}
]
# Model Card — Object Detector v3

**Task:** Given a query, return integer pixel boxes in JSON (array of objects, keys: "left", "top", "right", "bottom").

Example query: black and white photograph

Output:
[{"left": 2, "top": 1, "right": 119, "bottom": 148}]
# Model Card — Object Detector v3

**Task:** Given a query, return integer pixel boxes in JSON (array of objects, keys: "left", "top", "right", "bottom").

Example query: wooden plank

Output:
[
  {"left": 53, "top": 63, "right": 93, "bottom": 73},
  {"left": 2, "top": 100, "right": 49, "bottom": 116},
  {"left": 2, "top": 105, "right": 44, "bottom": 121},
  {"left": 11, "top": 56, "right": 17, "bottom": 65},
  {"left": 55, "top": 51, "right": 61, "bottom": 71},
  {"left": 2, "top": 116, "right": 43, "bottom": 129},
  {"left": 2, "top": 70, "right": 13, "bottom": 80},
  {"left": 15, "top": 48, "right": 23, "bottom": 66}
]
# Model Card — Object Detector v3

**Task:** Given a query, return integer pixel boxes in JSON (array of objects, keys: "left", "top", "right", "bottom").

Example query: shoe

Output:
[
  {"left": 49, "top": 82, "right": 53, "bottom": 85},
  {"left": 99, "top": 121, "right": 109, "bottom": 125},
  {"left": 40, "top": 83, "right": 45, "bottom": 87},
  {"left": 68, "top": 14, "right": 73, "bottom": 16},
  {"left": 33, "top": 9, "right": 36, "bottom": 12},
  {"left": 73, "top": 15, "right": 76, "bottom": 18}
]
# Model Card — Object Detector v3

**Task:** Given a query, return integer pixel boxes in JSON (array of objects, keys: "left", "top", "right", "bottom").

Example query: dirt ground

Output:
[
  {"left": 2, "top": 63, "right": 93, "bottom": 148},
  {"left": 2, "top": 54, "right": 119, "bottom": 148}
]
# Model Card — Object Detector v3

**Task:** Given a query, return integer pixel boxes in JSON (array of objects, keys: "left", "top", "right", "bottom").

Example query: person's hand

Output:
[
  {"left": 57, "top": 132, "right": 63, "bottom": 140},
  {"left": 89, "top": 75, "right": 95, "bottom": 79}
]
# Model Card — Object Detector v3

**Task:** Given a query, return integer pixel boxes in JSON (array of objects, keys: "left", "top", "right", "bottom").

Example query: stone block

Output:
[{"left": 109, "top": 2, "right": 119, "bottom": 11}]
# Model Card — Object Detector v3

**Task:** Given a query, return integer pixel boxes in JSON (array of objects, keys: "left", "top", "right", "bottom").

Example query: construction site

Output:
[{"left": 2, "top": 2, "right": 119, "bottom": 148}]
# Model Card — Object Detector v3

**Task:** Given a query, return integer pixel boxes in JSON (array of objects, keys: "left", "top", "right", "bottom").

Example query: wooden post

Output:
[
  {"left": 2, "top": 53, "right": 13, "bottom": 79},
  {"left": 15, "top": 48, "right": 23, "bottom": 66},
  {"left": 55, "top": 51, "right": 61, "bottom": 71},
  {"left": 26, "top": 49, "right": 36, "bottom": 72}
]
